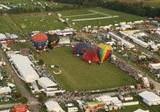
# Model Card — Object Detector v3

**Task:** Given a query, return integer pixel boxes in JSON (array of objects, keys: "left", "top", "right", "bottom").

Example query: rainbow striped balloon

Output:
[{"left": 96, "top": 43, "right": 113, "bottom": 63}]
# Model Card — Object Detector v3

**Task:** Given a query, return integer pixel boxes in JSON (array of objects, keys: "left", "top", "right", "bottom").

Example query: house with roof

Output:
[
  {"left": 139, "top": 91, "right": 160, "bottom": 106},
  {"left": 133, "top": 108, "right": 149, "bottom": 112},
  {"left": 45, "top": 100, "right": 64, "bottom": 112}
]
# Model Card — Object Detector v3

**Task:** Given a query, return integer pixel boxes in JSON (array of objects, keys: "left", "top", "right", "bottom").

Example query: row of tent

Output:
[{"left": 0, "top": 33, "right": 18, "bottom": 40}]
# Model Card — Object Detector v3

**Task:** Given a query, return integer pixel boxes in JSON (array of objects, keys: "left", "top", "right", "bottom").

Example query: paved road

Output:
[{"left": 0, "top": 49, "right": 40, "bottom": 112}]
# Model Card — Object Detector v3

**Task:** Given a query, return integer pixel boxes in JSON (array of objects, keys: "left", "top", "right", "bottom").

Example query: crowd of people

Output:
[{"left": 111, "top": 57, "right": 143, "bottom": 80}]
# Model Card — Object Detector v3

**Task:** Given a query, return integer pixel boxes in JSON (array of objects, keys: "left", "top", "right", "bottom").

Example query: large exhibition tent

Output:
[{"left": 10, "top": 54, "right": 39, "bottom": 83}]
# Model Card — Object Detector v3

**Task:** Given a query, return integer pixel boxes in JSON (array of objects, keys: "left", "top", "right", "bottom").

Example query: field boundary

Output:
[
  {"left": 63, "top": 12, "right": 97, "bottom": 18},
  {"left": 72, "top": 15, "right": 119, "bottom": 21}
]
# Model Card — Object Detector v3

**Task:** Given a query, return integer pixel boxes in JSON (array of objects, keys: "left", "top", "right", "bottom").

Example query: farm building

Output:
[
  {"left": 133, "top": 108, "right": 149, "bottom": 112},
  {"left": 45, "top": 100, "right": 64, "bottom": 112},
  {"left": 0, "top": 34, "right": 7, "bottom": 40},
  {"left": 109, "top": 32, "right": 135, "bottom": 49},
  {"left": 139, "top": 91, "right": 160, "bottom": 106},
  {"left": 9, "top": 54, "right": 39, "bottom": 83},
  {"left": 148, "top": 63, "right": 160, "bottom": 70},
  {"left": 38, "top": 77, "right": 57, "bottom": 91}
]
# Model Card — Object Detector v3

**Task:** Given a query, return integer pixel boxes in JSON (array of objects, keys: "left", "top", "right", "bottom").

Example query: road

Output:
[{"left": 0, "top": 49, "right": 40, "bottom": 112}]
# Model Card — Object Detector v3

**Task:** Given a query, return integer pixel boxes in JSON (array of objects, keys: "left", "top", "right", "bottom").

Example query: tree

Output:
[
  {"left": 13, "top": 92, "right": 22, "bottom": 99},
  {"left": 38, "top": 59, "right": 44, "bottom": 66},
  {"left": 38, "top": 95, "right": 45, "bottom": 103},
  {"left": 20, "top": 96, "right": 28, "bottom": 104},
  {"left": 150, "top": 83, "right": 155, "bottom": 90}
]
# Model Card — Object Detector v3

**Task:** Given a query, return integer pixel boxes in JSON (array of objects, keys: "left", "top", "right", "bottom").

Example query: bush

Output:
[
  {"left": 20, "top": 96, "right": 28, "bottom": 104},
  {"left": 38, "top": 59, "right": 44, "bottom": 66},
  {"left": 38, "top": 95, "right": 45, "bottom": 103}
]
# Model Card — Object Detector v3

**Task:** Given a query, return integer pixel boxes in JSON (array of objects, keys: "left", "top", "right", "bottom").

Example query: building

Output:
[
  {"left": 0, "top": 86, "right": 11, "bottom": 95},
  {"left": 9, "top": 54, "right": 39, "bottom": 83},
  {"left": 38, "top": 77, "right": 57, "bottom": 91},
  {"left": 0, "top": 34, "right": 7, "bottom": 40},
  {"left": 139, "top": 91, "right": 160, "bottom": 106},
  {"left": 142, "top": 77, "right": 150, "bottom": 87},
  {"left": 58, "top": 38, "right": 70, "bottom": 44},
  {"left": 96, "top": 95, "right": 122, "bottom": 108},
  {"left": 133, "top": 108, "right": 149, "bottom": 112},
  {"left": 148, "top": 63, "right": 160, "bottom": 70},
  {"left": 11, "top": 104, "right": 28, "bottom": 112},
  {"left": 109, "top": 32, "right": 135, "bottom": 49},
  {"left": 45, "top": 100, "right": 64, "bottom": 112}
]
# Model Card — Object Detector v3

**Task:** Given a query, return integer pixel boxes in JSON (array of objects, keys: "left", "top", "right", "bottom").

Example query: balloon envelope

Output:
[
  {"left": 96, "top": 43, "right": 113, "bottom": 63},
  {"left": 31, "top": 33, "right": 48, "bottom": 52},
  {"left": 73, "top": 42, "right": 91, "bottom": 55},
  {"left": 82, "top": 51, "right": 99, "bottom": 62},
  {"left": 47, "top": 33, "right": 59, "bottom": 49}
]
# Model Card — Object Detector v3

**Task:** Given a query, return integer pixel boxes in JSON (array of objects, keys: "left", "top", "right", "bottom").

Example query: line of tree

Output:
[
  {"left": 7, "top": 7, "right": 42, "bottom": 14},
  {"left": 50, "top": 0, "right": 160, "bottom": 17}
]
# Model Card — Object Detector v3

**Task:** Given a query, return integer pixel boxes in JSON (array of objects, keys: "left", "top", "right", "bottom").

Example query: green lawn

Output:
[
  {"left": 10, "top": 13, "right": 67, "bottom": 33},
  {"left": 59, "top": 7, "right": 147, "bottom": 28},
  {"left": 9, "top": 42, "right": 137, "bottom": 91},
  {"left": 0, "top": 16, "right": 13, "bottom": 33}
]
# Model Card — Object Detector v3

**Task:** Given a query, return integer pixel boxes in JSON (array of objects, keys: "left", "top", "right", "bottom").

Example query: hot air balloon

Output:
[
  {"left": 82, "top": 51, "right": 99, "bottom": 62},
  {"left": 96, "top": 43, "right": 113, "bottom": 63},
  {"left": 73, "top": 42, "right": 91, "bottom": 55},
  {"left": 31, "top": 33, "right": 48, "bottom": 53},
  {"left": 47, "top": 33, "right": 59, "bottom": 49}
]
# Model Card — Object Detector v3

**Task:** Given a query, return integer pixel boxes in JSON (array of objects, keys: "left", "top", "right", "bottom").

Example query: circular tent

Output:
[
  {"left": 82, "top": 51, "right": 99, "bottom": 62},
  {"left": 31, "top": 33, "right": 48, "bottom": 53},
  {"left": 47, "top": 33, "right": 59, "bottom": 49},
  {"left": 73, "top": 42, "right": 91, "bottom": 55}
]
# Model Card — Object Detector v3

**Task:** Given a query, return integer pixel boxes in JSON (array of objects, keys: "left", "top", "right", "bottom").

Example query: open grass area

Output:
[
  {"left": 9, "top": 42, "right": 137, "bottom": 91},
  {"left": 10, "top": 13, "right": 67, "bottom": 33},
  {"left": 2, "top": 7, "right": 147, "bottom": 34},
  {"left": 0, "top": 16, "right": 13, "bottom": 33},
  {"left": 59, "top": 7, "right": 147, "bottom": 28}
]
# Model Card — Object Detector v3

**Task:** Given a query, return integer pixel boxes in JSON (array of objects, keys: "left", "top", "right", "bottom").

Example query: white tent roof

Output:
[
  {"left": 96, "top": 95, "right": 112, "bottom": 102},
  {"left": 148, "top": 63, "right": 160, "bottom": 70},
  {"left": 110, "top": 97, "right": 122, "bottom": 104},
  {"left": 45, "top": 100, "right": 64, "bottom": 112},
  {"left": 0, "top": 86, "right": 11, "bottom": 94},
  {"left": 38, "top": 77, "right": 57, "bottom": 87},
  {"left": 10, "top": 54, "right": 39, "bottom": 82},
  {"left": 139, "top": 91, "right": 160, "bottom": 102},
  {"left": 109, "top": 32, "right": 135, "bottom": 48},
  {"left": 0, "top": 34, "right": 7, "bottom": 40},
  {"left": 133, "top": 108, "right": 149, "bottom": 112}
]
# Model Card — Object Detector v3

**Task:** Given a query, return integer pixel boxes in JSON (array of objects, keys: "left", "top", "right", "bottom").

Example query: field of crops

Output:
[{"left": 9, "top": 43, "right": 137, "bottom": 91}]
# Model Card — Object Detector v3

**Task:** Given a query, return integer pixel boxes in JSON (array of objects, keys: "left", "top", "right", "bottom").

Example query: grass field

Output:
[
  {"left": 59, "top": 7, "right": 147, "bottom": 28},
  {"left": 9, "top": 42, "right": 137, "bottom": 91},
  {"left": 10, "top": 13, "right": 67, "bottom": 34},
  {"left": 0, "top": 16, "right": 13, "bottom": 33},
  {"left": 6, "top": 7, "right": 147, "bottom": 34}
]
